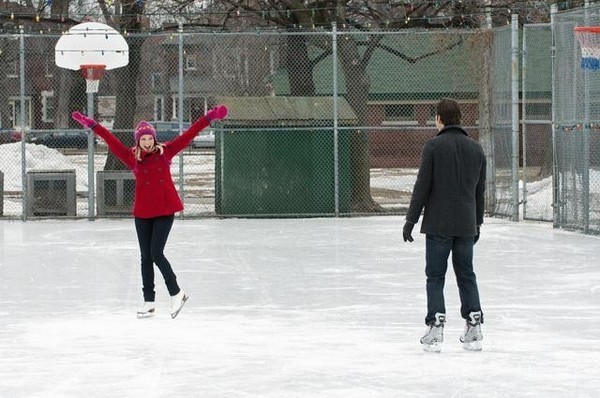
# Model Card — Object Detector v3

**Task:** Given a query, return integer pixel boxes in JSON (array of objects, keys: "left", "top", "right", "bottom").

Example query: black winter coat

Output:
[{"left": 406, "top": 125, "right": 486, "bottom": 237}]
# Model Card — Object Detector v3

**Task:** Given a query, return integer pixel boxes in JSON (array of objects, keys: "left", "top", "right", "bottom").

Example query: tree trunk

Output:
[
  {"left": 336, "top": 35, "right": 382, "bottom": 212},
  {"left": 103, "top": 6, "right": 144, "bottom": 171},
  {"left": 54, "top": 69, "right": 82, "bottom": 129},
  {"left": 286, "top": 34, "right": 315, "bottom": 96},
  {"left": 478, "top": 31, "right": 497, "bottom": 215}
]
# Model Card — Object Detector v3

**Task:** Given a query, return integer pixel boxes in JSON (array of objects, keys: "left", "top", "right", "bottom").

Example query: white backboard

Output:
[{"left": 55, "top": 22, "right": 129, "bottom": 71}]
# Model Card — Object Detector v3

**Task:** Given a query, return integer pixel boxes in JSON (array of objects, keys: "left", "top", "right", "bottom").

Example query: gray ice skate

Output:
[
  {"left": 460, "top": 311, "right": 483, "bottom": 351},
  {"left": 420, "top": 313, "right": 446, "bottom": 352},
  {"left": 137, "top": 301, "right": 155, "bottom": 319}
]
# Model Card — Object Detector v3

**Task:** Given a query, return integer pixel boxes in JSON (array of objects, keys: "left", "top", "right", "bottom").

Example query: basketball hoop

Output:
[
  {"left": 80, "top": 64, "right": 106, "bottom": 93},
  {"left": 574, "top": 26, "right": 600, "bottom": 70}
]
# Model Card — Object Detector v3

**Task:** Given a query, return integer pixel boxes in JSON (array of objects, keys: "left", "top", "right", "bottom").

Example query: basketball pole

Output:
[{"left": 87, "top": 91, "right": 95, "bottom": 221}]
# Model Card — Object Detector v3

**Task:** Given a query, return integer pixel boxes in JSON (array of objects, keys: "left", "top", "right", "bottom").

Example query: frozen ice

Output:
[{"left": 1, "top": 216, "right": 599, "bottom": 397}]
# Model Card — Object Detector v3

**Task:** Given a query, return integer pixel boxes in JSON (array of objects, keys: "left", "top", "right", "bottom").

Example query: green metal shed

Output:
[{"left": 214, "top": 96, "right": 357, "bottom": 216}]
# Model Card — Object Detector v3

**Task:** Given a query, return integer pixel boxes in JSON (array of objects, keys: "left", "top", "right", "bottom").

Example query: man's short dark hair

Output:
[{"left": 436, "top": 98, "right": 461, "bottom": 126}]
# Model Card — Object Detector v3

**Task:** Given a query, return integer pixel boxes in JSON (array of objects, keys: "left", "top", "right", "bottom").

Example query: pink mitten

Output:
[
  {"left": 71, "top": 111, "right": 97, "bottom": 128},
  {"left": 206, "top": 105, "right": 228, "bottom": 122}
]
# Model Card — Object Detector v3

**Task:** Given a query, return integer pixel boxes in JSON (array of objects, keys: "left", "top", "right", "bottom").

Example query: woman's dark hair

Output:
[{"left": 436, "top": 98, "right": 461, "bottom": 126}]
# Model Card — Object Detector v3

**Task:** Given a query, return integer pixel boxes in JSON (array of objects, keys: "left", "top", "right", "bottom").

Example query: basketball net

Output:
[
  {"left": 80, "top": 64, "right": 106, "bottom": 93},
  {"left": 574, "top": 27, "right": 600, "bottom": 70}
]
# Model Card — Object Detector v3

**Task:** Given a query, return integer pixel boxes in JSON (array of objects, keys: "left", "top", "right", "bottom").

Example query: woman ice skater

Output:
[{"left": 72, "top": 105, "right": 228, "bottom": 319}]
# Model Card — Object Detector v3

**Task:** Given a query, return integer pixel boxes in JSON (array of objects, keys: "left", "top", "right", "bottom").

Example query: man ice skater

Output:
[{"left": 403, "top": 98, "right": 486, "bottom": 352}]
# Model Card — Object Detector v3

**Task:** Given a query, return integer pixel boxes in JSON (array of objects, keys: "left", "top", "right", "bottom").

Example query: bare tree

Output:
[
  {"left": 85, "top": 0, "right": 560, "bottom": 206},
  {"left": 206, "top": 0, "right": 504, "bottom": 211}
]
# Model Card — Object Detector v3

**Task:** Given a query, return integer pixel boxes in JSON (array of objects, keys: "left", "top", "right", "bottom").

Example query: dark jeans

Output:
[
  {"left": 424, "top": 234, "right": 483, "bottom": 325},
  {"left": 134, "top": 214, "right": 180, "bottom": 302}
]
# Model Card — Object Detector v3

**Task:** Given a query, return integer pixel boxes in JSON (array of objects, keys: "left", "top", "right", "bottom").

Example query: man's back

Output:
[{"left": 406, "top": 125, "right": 486, "bottom": 237}]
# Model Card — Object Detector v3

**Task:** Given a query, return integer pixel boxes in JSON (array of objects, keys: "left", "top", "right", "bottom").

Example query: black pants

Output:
[
  {"left": 424, "top": 234, "right": 483, "bottom": 325},
  {"left": 134, "top": 214, "right": 180, "bottom": 302}
]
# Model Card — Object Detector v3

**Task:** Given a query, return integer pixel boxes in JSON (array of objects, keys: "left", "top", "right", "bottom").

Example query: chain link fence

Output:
[
  {"left": 1, "top": 25, "right": 518, "bottom": 221},
  {"left": 553, "top": 5, "right": 600, "bottom": 234},
  {"left": 486, "top": 24, "right": 518, "bottom": 220},
  {"left": 522, "top": 23, "right": 553, "bottom": 222}
]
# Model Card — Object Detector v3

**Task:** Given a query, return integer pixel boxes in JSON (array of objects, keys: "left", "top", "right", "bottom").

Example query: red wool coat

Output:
[{"left": 92, "top": 117, "right": 210, "bottom": 218}]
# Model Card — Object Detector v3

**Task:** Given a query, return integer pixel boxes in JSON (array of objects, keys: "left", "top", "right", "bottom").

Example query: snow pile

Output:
[{"left": 0, "top": 142, "right": 89, "bottom": 191}]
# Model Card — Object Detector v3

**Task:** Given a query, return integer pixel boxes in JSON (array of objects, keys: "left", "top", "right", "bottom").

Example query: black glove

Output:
[
  {"left": 474, "top": 226, "right": 481, "bottom": 244},
  {"left": 403, "top": 221, "right": 415, "bottom": 243}
]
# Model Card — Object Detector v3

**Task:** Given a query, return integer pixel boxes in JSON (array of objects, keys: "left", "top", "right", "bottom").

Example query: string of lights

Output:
[
  {"left": 0, "top": 12, "right": 512, "bottom": 35},
  {"left": 0, "top": 1, "right": 594, "bottom": 35},
  {"left": 555, "top": 123, "right": 600, "bottom": 132}
]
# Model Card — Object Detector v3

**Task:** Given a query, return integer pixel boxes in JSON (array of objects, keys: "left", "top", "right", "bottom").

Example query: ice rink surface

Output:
[{"left": 1, "top": 216, "right": 599, "bottom": 398}]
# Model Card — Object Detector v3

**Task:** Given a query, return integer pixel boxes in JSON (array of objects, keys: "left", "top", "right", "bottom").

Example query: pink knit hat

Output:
[{"left": 134, "top": 121, "right": 157, "bottom": 145}]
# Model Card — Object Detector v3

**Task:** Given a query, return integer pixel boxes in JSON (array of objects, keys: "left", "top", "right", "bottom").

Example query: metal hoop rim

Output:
[
  {"left": 79, "top": 64, "right": 106, "bottom": 80},
  {"left": 574, "top": 26, "right": 600, "bottom": 33}
]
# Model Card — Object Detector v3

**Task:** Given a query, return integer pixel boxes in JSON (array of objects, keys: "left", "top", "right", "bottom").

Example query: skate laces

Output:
[{"left": 467, "top": 311, "right": 482, "bottom": 326}]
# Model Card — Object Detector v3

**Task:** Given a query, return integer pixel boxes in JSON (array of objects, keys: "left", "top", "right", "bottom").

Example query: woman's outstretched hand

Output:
[
  {"left": 71, "top": 111, "right": 98, "bottom": 129},
  {"left": 205, "top": 105, "right": 228, "bottom": 122}
]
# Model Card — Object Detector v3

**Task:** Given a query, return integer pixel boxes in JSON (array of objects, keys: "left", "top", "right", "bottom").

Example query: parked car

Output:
[
  {"left": 0, "top": 129, "right": 22, "bottom": 145},
  {"left": 192, "top": 128, "right": 215, "bottom": 148},
  {"left": 30, "top": 131, "right": 95, "bottom": 149},
  {"left": 149, "top": 121, "right": 190, "bottom": 143}
]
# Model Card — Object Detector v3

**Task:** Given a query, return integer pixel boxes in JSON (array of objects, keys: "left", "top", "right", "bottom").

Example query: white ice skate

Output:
[
  {"left": 170, "top": 291, "right": 189, "bottom": 319},
  {"left": 137, "top": 301, "right": 155, "bottom": 319},
  {"left": 460, "top": 311, "right": 483, "bottom": 351},
  {"left": 421, "top": 313, "right": 445, "bottom": 352}
]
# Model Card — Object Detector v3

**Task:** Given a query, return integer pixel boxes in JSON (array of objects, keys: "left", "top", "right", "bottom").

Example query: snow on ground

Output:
[
  {"left": 1, "top": 216, "right": 599, "bottom": 397},
  {"left": 0, "top": 142, "right": 90, "bottom": 191}
]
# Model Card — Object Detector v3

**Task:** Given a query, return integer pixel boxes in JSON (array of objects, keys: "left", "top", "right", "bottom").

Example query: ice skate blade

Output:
[
  {"left": 171, "top": 294, "right": 189, "bottom": 319},
  {"left": 462, "top": 341, "right": 482, "bottom": 351},
  {"left": 137, "top": 312, "right": 155, "bottom": 319},
  {"left": 422, "top": 343, "right": 442, "bottom": 353}
]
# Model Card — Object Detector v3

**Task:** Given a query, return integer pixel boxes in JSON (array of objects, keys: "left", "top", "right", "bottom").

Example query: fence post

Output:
[
  {"left": 583, "top": 0, "right": 591, "bottom": 233},
  {"left": 0, "top": 171, "right": 3, "bottom": 216},
  {"left": 521, "top": 25, "right": 528, "bottom": 220},
  {"left": 551, "top": 4, "right": 560, "bottom": 227},
  {"left": 19, "top": 26, "right": 27, "bottom": 221},
  {"left": 332, "top": 23, "right": 339, "bottom": 217},
  {"left": 178, "top": 22, "right": 185, "bottom": 218},
  {"left": 87, "top": 86, "right": 95, "bottom": 220},
  {"left": 511, "top": 14, "right": 520, "bottom": 222}
]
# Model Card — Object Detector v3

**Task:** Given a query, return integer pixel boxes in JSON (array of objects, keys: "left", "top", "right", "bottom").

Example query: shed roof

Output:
[{"left": 214, "top": 96, "right": 357, "bottom": 126}]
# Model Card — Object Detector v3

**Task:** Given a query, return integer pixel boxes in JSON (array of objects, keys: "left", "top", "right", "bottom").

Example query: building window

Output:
[
  {"left": 45, "top": 58, "right": 54, "bottom": 77},
  {"left": 154, "top": 96, "right": 164, "bottom": 121},
  {"left": 185, "top": 97, "right": 207, "bottom": 121},
  {"left": 185, "top": 54, "right": 197, "bottom": 71},
  {"left": 427, "top": 104, "right": 438, "bottom": 125},
  {"left": 7, "top": 60, "right": 18, "bottom": 78},
  {"left": 383, "top": 104, "right": 416, "bottom": 125},
  {"left": 212, "top": 49, "right": 240, "bottom": 80},
  {"left": 8, "top": 97, "right": 32, "bottom": 128},
  {"left": 41, "top": 91, "right": 55, "bottom": 123},
  {"left": 151, "top": 73, "right": 163, "bottom": 90}
]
